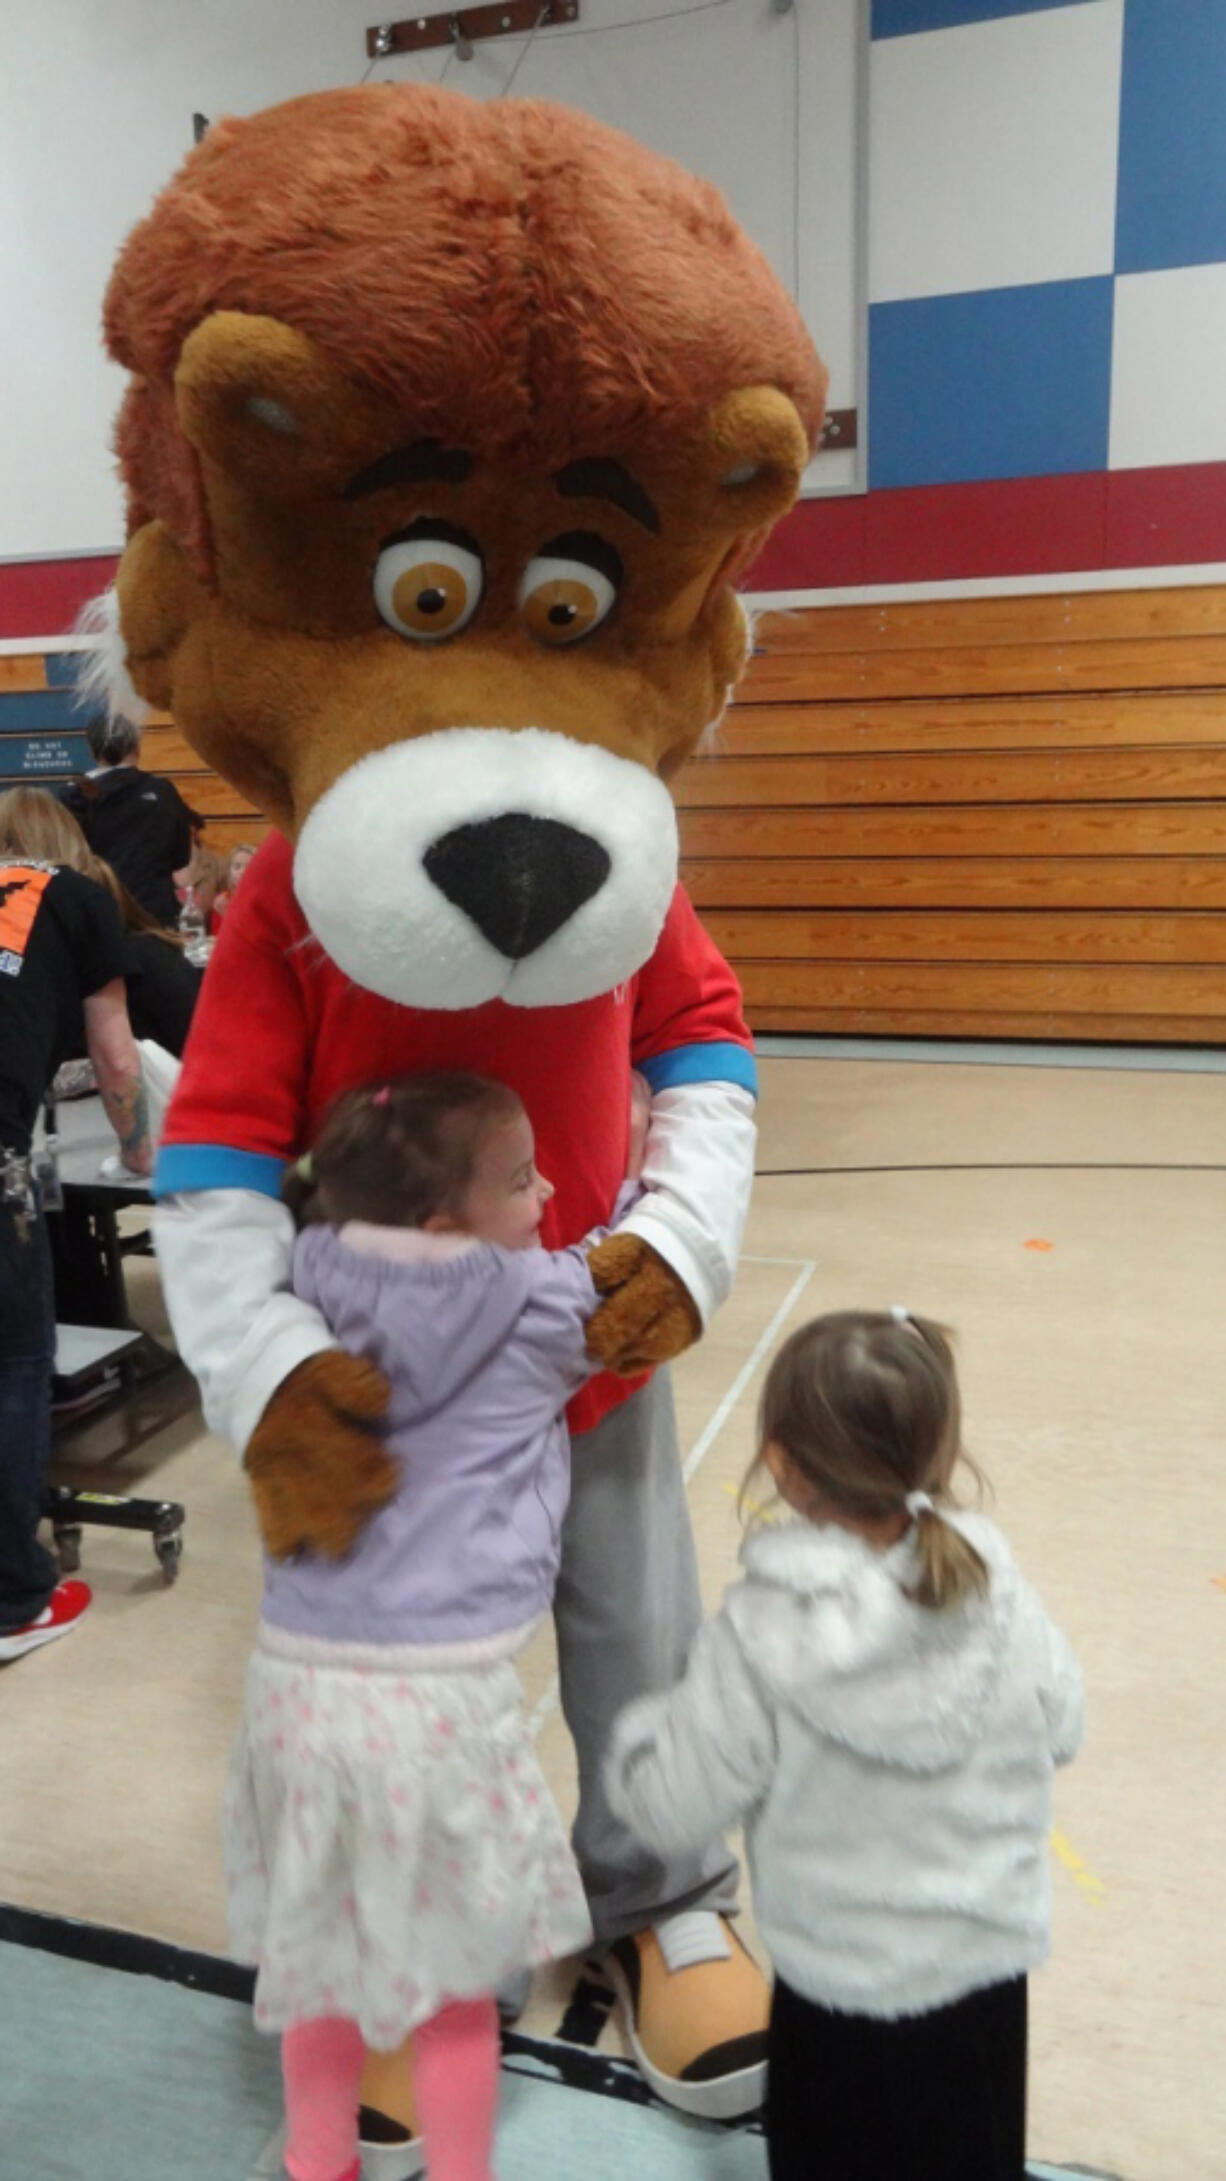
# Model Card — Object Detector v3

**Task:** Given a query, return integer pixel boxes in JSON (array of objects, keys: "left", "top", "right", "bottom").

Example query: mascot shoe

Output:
[
  {"left": 357, "top": 2045, "right": 425, "bottom": 2181},
  {"left": 605, "top": 1913, "right": 769, "bottom": 2120}
]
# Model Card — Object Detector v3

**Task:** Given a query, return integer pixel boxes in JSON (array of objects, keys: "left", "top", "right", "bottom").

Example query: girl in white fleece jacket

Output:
[{"left": 605, "top": 1308, "right": 1083, "bottom": 2181}]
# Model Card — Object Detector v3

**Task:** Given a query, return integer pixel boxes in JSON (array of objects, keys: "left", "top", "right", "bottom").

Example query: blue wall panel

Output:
[
  {"left": 872, "top": 0, "right": 1093, "bottom": 39},
  {"left": 1115, "top": 0, "right": 1226, "bottom": 274},
  {"left": 868, "top": 278, "right": 1114, "bottom": 489},
  {"left": 0, "top": 689, "right": 84, "bottom": 733},
  {"left": 43, "top": 652, "right": 91, "bottom": 692}
]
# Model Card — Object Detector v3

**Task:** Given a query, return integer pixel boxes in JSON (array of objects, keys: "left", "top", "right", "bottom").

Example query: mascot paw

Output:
[
  {"left": 584, "top": 1234, "right": 701, "bottom": 1375},
  {"left": 244, "top": 1351, "right": 397, "bottom": 1561}
]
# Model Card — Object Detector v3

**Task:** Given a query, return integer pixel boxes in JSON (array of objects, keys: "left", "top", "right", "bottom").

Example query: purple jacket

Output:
[{"left": 261, "top": 1226, "right": 599, "bottom": 1650}]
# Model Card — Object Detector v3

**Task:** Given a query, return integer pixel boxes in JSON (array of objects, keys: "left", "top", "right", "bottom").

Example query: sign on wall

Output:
[{"left": 0, "top": 735, "right": 92, "bottom": 777}]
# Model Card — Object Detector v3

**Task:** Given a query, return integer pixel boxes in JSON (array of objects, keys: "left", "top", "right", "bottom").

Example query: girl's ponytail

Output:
[
  {"left": 907, "top": 1500, "right": 989, "bottom": 1612},
  {"left": 896, "top": 1323, "right": 989, "bottom": 1613}
]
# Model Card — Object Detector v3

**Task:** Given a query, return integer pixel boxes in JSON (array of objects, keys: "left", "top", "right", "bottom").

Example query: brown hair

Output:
[
  {"left": 752, "top": 1309, "right": 989, "bottom": 1613},
  {"left": 0, "top": 785, "right": 184, "bottom": 945},
  {"left": 284, "top": 1071, "right": 525, "bottom": 1231},
  {"left": 179, "top": 842, "right": 223, "bottom": 892}
]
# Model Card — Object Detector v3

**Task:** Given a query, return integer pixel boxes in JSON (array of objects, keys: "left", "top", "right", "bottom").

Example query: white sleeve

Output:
[
  {"left": 615, "top": 1081, "right": 757, "bottom": 1326},
  {"left": 153, "top": 1189, "right": 337, "bottom": 1457},
  {"left": 604, "top": 1607, "right": 776, "bottom": 1856}
]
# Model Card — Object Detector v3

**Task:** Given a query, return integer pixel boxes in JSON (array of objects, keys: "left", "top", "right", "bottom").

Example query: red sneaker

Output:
[{"left": 0, "top": 1580, "right": 92, "bottom": 1662}]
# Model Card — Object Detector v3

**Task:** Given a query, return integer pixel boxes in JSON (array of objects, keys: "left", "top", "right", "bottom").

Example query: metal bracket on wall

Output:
[
  {"left": 367, "top": 0, "right": 577, "bottom": 61},
  {"left": 817, "top": 409, "right": 858, "bottom": 452}
]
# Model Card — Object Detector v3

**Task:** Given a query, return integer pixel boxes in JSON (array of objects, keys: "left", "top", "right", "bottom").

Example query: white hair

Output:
[{"left": 71, "top": 590, "right": 151, "bottom": 728}]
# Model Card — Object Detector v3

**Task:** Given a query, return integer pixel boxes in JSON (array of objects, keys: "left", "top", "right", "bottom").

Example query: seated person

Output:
[
  {"left": 1, "top": 790, "right": 201, "bottom": 1059},
  {"left": 172, "top": 842, "right": 225, "bottom": 940},
  {"left": 62, "top": 710, "right": 200, "bottom": 930},
  {"left": 0, "top": 793, "right": 153, "bottom": 1663},
  {"left": 212, "top": 840, "right": 258, "bottom": 925}
]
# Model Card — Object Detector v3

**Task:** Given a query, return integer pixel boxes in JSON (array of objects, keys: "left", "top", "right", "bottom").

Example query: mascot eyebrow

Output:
[
  {"left": 343, "top": 440, "right": 473, "bottom": 500},
  {"left": 554, "top": 458, "right": 660, "bottom": 535},
  {"left": 342, "top": 442, "right": 661, "bottom": 538}
]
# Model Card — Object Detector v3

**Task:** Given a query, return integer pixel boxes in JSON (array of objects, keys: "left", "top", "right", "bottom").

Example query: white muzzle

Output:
[{"left": 292, "top": 726, "right": 678, "bottom": 1010}]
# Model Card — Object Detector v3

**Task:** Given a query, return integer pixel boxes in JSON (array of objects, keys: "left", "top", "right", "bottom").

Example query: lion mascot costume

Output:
[{"left": 100, "top": 83, "right": 825, "bottom": 2161}]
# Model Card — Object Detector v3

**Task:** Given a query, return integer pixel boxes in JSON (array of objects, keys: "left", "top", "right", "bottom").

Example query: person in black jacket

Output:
[
  {"left": 0, "top": 829, "right": 153, "bottom": 1661},
  {"left": 62, "top": 712, "right": 201, "bottom": 929}
]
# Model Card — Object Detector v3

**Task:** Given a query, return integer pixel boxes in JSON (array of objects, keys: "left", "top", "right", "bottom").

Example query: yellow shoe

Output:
[
  {"left": 358, "top": 2040, "right": 425, "bottom": 2181},
  {"left": 605, "top": 1913, "right": 769, "bottom": 2120}
]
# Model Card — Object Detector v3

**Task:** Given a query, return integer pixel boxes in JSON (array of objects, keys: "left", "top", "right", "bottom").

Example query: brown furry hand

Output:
[
  {"left": 244, "top": 1351, "right": 398, "bottom": 1561},
  {"left": 585, "top": 1234, "right": 702, "bottom": 1375}
]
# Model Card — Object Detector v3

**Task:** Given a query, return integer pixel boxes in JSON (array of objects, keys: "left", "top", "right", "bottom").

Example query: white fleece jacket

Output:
[{"left": 605, "top": 1513, "right": 1083, "bottom": 2020}]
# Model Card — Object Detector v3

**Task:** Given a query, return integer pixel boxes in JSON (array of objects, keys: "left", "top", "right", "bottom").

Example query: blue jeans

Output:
[{"left": 0, "top": 1193, "right": 59, "bottom": 1631}]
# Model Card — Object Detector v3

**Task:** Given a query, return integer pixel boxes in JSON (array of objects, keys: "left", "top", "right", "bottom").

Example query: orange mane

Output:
[{"left": 106, "top": 85, "right": 825, "bottom": 568}]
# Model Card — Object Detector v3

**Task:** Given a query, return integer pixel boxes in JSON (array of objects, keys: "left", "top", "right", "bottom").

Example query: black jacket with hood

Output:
[{"left": 62, "top": 768, "right": 199, "bottom": 929}]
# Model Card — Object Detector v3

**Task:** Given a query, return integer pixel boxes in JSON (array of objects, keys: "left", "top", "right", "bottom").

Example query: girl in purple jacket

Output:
[{"left": 225, "top": 1072, "right": 633, "bottom": 2181}]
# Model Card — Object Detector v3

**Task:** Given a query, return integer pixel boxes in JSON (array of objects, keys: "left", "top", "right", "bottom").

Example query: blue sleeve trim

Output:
[
  {"left": 636, "top": 1041, "right": 759, "bottom": 1099},
  {"left": 153, "top": 1143, "right": 289, "bottom": 1201}
]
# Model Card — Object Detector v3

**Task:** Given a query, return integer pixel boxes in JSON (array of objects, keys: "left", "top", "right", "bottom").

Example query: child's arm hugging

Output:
[{"left": 603, "top": 1608, "right": 776, "bottom": 1856}]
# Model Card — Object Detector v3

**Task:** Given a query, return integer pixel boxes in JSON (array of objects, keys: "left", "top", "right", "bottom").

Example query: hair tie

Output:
[
  {"left": 372, "top": 1085, "right": 391, "bottom": 1108},
  {"left": 890, "top": 1303, "right": 909, "bottom": 1324},
  {"left": 294, "top": 1151, "right": 314, "bottom": 1183},
  {"left": 905, "top": 1489, "right": 934, "bottom": 1520}
]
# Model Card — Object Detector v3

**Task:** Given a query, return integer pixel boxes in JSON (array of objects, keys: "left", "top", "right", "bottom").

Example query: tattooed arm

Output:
[{"left": 83, "top": 980, "right": 153, "bottom": 1177}]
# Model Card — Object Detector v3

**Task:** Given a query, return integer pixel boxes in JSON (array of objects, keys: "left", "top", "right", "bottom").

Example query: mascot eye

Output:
[
  {"left": 373, "top": 526, "right": 484, "bottom": 642},
  {"left": 519, "top": 532, "right": 622, "bottom": 647}
]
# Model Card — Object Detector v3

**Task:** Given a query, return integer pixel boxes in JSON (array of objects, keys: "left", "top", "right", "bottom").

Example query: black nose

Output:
[{"left": 423, "top": 814, "right": 611, "bottom": 960}]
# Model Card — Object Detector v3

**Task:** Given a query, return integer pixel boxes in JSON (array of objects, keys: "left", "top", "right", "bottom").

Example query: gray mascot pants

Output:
[{"left": 553, "top": 1366, "right": 740, "bottom": 1943}]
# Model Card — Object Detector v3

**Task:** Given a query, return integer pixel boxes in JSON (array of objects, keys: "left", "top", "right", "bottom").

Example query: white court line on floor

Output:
[
  {"left": 681, "top": 1261, "right": 816, "bottom": 1486},
  {"left": 526, "top": 1257, "right": 816, "bottom": 1742}
]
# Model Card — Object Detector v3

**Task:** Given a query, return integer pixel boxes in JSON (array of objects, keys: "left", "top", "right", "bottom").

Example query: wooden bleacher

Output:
[
  {"left": 4, "top": 580, "right": 1226, "bottom": 1042},
  {"left": 680, "top": 585, "right": 1226, "bottom": 1043}
]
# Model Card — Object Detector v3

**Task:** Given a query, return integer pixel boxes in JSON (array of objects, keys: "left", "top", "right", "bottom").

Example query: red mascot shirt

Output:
[{"left": 157, "top": 833, "right": 756, "bottom": 1435}]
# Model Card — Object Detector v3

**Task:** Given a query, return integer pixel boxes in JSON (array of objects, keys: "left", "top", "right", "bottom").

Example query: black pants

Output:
[
  {"left": 768, "top": 1973, "right": 1028, "bottom": 2181},
  {"left": 0, "top": 1195, "right": 59, "bottom": 1631}
]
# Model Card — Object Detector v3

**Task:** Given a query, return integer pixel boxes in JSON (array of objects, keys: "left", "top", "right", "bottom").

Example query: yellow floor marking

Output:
[
  {"left": 719, "top": 1480, "right": 779, "bottom": 1522},
  {"left": 1051, "top": 1829, "right": 1107, "bottom": 1904}
]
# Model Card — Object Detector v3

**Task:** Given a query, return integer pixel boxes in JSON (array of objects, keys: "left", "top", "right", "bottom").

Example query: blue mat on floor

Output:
[{"left": 0, "top": 1925, "right": 1124, "bottom": 2181}]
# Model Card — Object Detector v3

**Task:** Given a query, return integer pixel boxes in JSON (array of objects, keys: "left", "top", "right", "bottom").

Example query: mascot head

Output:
[{"left": 103, "top": 85, "right": 825, "bottom": 1008}]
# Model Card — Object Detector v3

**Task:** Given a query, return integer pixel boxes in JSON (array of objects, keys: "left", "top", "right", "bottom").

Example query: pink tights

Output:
[{"left": 282, "top": 1996, "right": 500, "bottom": 2181}]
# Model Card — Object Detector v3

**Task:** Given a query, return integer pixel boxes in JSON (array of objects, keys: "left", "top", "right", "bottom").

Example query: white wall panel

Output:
[
  {"left": 1110, "top": 262, "right": 1226, "bottom": 470},
  {"left": 869, "top": 0, "right": 1123, "bottom": 304}
]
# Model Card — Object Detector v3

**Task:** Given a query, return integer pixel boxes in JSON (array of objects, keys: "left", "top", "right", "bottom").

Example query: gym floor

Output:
[{"left": 3, "top": 1039, "right": 1222, "bottom": 2181}]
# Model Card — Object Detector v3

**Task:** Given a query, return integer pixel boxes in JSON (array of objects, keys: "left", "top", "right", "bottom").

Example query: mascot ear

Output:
[
  {"left": 660, "top": 385, "right": 814, "bottom": 676},
  {"left": 174, "top": 311, "right": 389, "bottom": 500},
  {"left": 680, "top": 385, "right": 815, "bottom": 623},
  {"left": 702, "top": 385, "right": 814, "bottom": 528}
]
